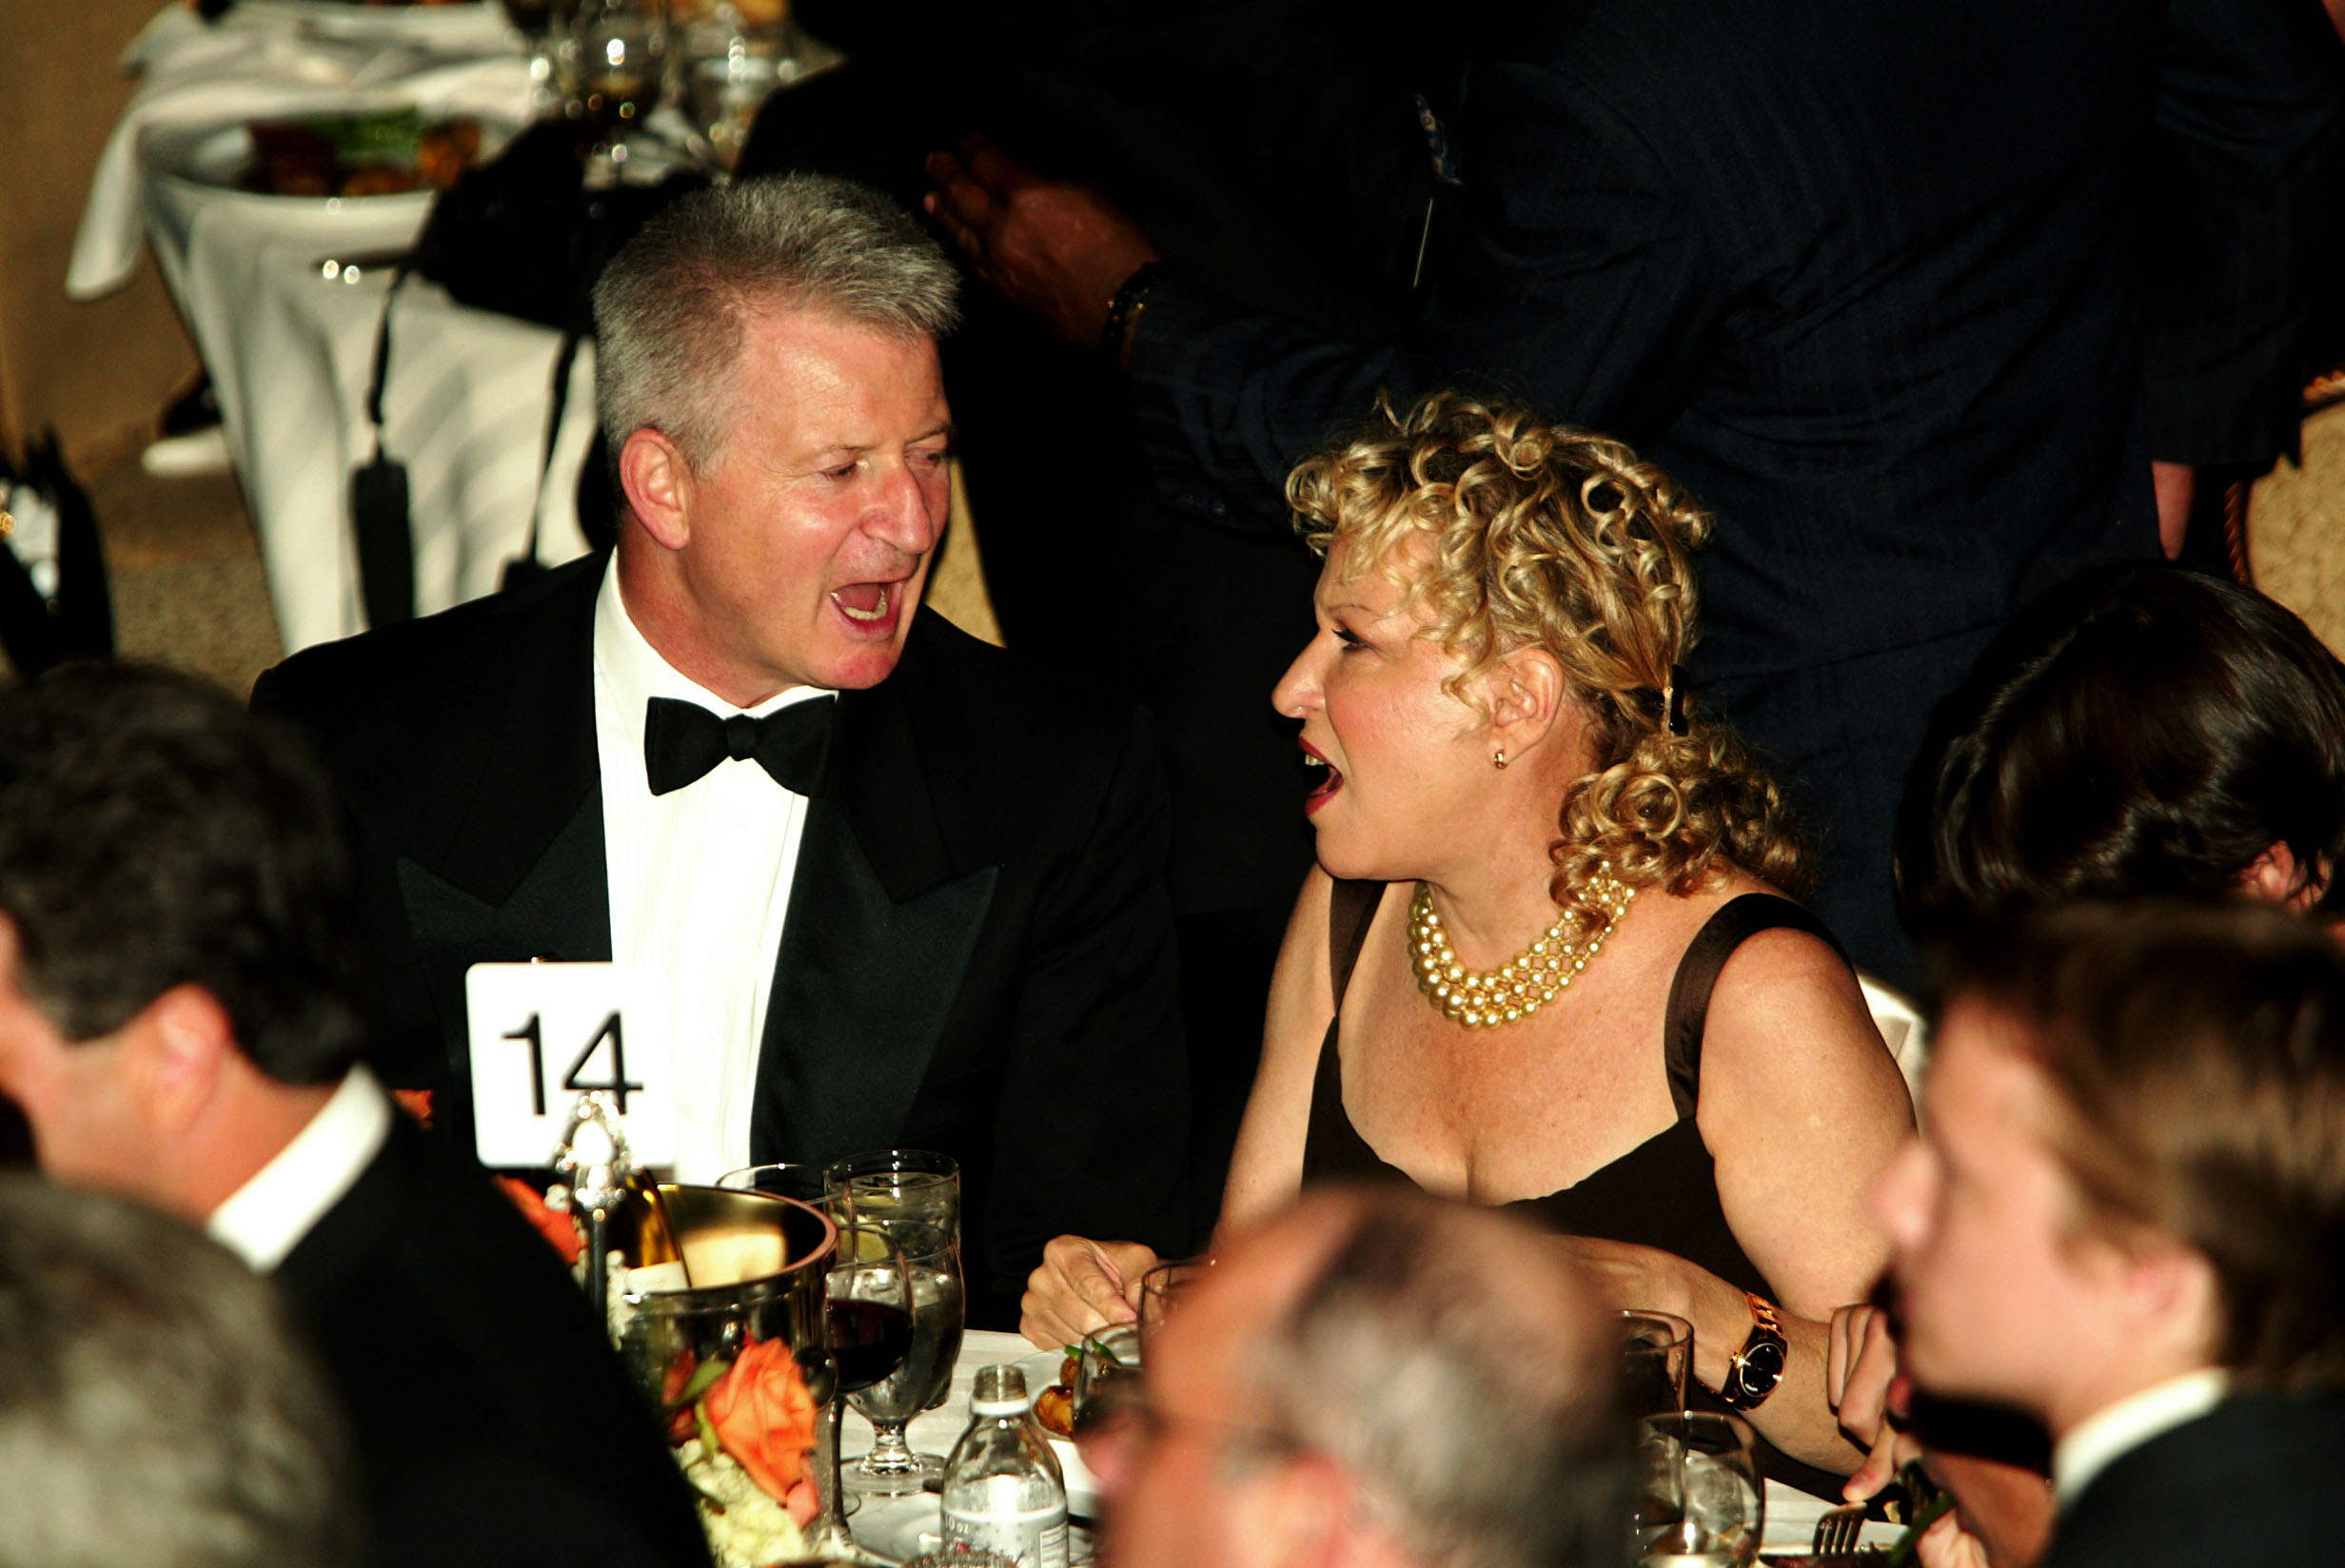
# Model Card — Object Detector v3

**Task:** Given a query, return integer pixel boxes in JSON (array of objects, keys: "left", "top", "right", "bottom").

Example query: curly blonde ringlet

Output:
[{"left": 1288, "top": 390, "right": 1811, "bottom": 924}]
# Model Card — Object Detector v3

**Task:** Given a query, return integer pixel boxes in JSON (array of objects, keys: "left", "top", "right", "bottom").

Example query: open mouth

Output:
[
  {"left": 831, "top": 579, "right": 903, "bottom": 635},
  {"left": 1300, "top": 741, "right": 1344, "bottom": 815}
]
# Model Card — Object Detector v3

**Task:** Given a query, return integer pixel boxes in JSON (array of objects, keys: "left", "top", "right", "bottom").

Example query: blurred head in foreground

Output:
[
  {"left": 0, "top": 1174, "right": 355, "bottom": 1568},
  {"left": 1896, "top": 564, "right": 2345, "bottom": 943},
  {"left": 1099, "top": 1187, "right": 1629, "bottom": 1568},
  {"left": 1875, "top": 900, "right": 2345, "bottom": 1436},
  {"left": 0, "top": 663, "right": 362, "bottom": 1206}
]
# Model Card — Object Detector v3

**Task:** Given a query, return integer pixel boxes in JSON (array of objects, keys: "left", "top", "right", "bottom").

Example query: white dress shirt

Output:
[
  {"left": 592, "top": 558, "right": 828, "bottom": 1184},
  {"left": 2052, "top": 1366, "right": 2231, "bottom": 1507},
  {"left": 207, "top": 1065, "right": 394, "bottom": 1272}
]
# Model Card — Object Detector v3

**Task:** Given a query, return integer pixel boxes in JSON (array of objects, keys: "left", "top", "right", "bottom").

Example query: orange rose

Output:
[
  {"left": 702, "top": 1335, "right": 818, "bottom": 1501},
  {"left": 496, "top": 1176, "right": 585, "bottom": 1265}
]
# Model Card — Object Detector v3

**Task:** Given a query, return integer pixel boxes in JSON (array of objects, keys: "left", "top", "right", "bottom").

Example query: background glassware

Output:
[
  {"left": 682, "top": 39, "right": 786, "bottom": 173},
  {"left": 558, "top": 0, "right": 669, "bottom": 158},
  {"left": 1620, "top": 1309, "right": 1694, "bottom": 1419},
  {"left": 1137, "top": 1256, "right": 1210, "bottom": 1346},
  {"left": 1633, "top": 1411, "right": 1763, "bottom": 1568}
]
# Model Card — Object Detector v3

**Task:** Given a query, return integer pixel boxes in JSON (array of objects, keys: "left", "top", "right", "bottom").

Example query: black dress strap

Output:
[
  {"left": 1662, "top": 893, "right": 1848, "bottom": 1121},
  {"left": 1326, "top": 876, "right": 1384, "bottom": 1010}
]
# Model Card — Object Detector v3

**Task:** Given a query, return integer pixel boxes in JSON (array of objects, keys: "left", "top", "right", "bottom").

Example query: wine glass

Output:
[
  {"left": 826, "top": 1218, "right": 916, "bottom": 1398},
  {"left": 559, "top": 0, "right": 669, "bottom": 168},
  {"left": 1621, "top": 1309, "right": 1693, "bottom": 1419},
  {"left": 837, "top": 1216, "right": 963, "bottom": 1495},
  {"left": 1634, "top": 1411, "right": 1763, "bottom": 1567}
]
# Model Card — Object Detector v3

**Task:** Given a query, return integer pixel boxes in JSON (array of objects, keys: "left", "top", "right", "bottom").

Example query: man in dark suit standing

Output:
[
  {"left": 0, "top": 664, "right": 713, "bottom": 1568},
  {"left": 929, "top": 0, "right": 2178, "bottom": 988},
  {"left": 254, "top": 175, "right": 1191, "bottom": 1324},
  {"left": 1870, "top": 901, "right": 2345, "bottom": 1567}
]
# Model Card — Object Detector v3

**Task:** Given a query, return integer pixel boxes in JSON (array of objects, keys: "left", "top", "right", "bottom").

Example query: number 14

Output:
[{"left": 501, "top": 1010, "right": 645, "bottom": 1116}]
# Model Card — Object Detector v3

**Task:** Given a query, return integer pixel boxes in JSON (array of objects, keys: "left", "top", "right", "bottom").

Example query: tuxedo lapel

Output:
[
  {"left": 750, "top": 626, "right": 999, "bottom": 1164},
  {"left": 392, "top": 559, "right": 613, "bottom": 1113}
]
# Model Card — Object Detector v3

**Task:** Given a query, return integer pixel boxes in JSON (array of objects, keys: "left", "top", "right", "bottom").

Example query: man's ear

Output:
[
  {"left": 122, "top": 985, "right": 238, "bottom": 1137},
  {"left": 1236, "top": 1452, "right": 1361, "bottom": 1568},
  {"left": 618, "top": 428, "right": 695, "bottom": 552},
  {"left": 2111, "top": 1233, "right": 2225, "bottom": 1372},
  {"left": 2241, "top": 842, "right": 2318, "bottom": 912}
]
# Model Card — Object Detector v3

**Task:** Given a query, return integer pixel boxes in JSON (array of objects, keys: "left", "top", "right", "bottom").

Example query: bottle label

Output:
[{"left": 943, "top": 1503, "right": 1070, "bottom": 1568}]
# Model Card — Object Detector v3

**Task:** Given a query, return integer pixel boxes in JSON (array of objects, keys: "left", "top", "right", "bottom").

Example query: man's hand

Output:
[
  {"left": 925, "top": 137, "right": 1161, "bottom": 352},
  {"left": 1020, "top": 1235, "right": 1159, "bottom": 1349}
]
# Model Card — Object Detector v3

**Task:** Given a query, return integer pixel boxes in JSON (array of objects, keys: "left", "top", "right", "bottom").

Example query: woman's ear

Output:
[{"left": 1487, "top": 647, "right": 1567, "bottom": 753}]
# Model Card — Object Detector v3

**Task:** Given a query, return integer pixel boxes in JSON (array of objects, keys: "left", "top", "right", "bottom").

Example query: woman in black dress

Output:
[{"left": 1028, "top": 392, "right": 1913, "bottom": 1480}]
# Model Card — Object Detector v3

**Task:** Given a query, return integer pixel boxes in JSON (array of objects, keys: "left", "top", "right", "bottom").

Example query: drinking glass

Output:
[
  {"left": 1620, "top": 1309, "right": 1693, "bottom": 1419},
  {"left": 824, "top": 1151, "right": 963, "bottom": 1495},
  {"left": 558, "top": 0, "right": 669, "bottom": 163},
  {"left": 837, "top": 1217, "right": 962, "bottom": 1494},
  {"left": 826, "top": 1218, "right": 916, "bottom": 1397},
  {"left": 1138, "top": 1257, "right": 1210, "bottom": 1346},
  {"left": 825, "top": 1148, "right": 960, "bottom": 1226},
  {"left": 1633, "top": 1411, "right": 1763, "bottom": 1567},
  {"left": 1073, "top": 1323, "right": 1143, "bottom": 1435}
]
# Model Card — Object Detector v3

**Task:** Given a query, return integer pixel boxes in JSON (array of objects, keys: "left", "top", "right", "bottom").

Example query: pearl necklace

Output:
[{"left": 1407, "top": 870, "right": 1636, "bottom": 1029}]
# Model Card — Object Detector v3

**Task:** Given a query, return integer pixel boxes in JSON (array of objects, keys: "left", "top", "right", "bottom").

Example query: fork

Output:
[{"left": 1812, "top": 1504, "right": 1868, "bottom": 1555}]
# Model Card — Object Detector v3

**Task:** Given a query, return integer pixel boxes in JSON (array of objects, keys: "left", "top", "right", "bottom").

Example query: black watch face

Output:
[{"left": 1739, "top": 1340, "right": 1787, "bottom": 1393}]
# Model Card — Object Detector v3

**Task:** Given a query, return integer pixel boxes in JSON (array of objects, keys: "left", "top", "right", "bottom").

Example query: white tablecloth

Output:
[
  {"left": 854, "top": 1330, "right": 1891, "bottom": 1559},
  {"left": 75, "top": 5, "right": 595, "bottom": 654}
]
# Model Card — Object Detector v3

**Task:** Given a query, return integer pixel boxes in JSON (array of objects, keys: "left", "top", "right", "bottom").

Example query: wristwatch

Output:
[{"left": 1718, "top": 1294, "right": 1788, "bottom": 1410}]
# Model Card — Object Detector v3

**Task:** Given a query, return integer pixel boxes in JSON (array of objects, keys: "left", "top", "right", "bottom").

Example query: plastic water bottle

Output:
[{"left": 940, "top": 1364, "right": 1070, "bottom": 1568}]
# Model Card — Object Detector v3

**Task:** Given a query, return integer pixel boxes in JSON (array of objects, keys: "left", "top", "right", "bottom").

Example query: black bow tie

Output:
[{"left": 643, "top": 695, "right": 836, "bottom": 797}]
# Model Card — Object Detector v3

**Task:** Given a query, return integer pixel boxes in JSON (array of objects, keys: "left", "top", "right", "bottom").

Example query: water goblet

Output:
[
  {"left": 1621, "top": 1308, "right": 1694, "bottom": 1419},
  {"left": 1634, "top": 1411, "right": 1763, "bottom": 1568}
]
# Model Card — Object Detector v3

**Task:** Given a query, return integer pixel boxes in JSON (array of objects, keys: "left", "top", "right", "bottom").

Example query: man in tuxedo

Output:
[
  {"left": 0, "top": 665, "right": 713, "bottom": 1568},
  {"left": 1871, "top": 900, "right": 2345, "bottom": 1568},
  {"left": 1097, "top": 1187, "right": 1628, "bottom": 1568},
  {"left": 253, "top": 174, "right": 1192, "bottom": 1324}
]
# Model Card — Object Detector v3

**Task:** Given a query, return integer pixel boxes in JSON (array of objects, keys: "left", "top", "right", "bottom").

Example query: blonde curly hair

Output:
[{"left": 1288, "top": 390, "right": 1812, "bottom": 923}]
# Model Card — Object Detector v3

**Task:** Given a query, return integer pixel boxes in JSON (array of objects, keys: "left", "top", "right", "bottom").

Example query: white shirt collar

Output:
[
  {"left": 591, "top": 557, "right": 834, "bottom": 764},
  {"left": 2052, "top": 1367, "right": 2231, "bottom": 1507},
  {"left": 206, "top": 1065, "right": 394, "bottom": 1273}
]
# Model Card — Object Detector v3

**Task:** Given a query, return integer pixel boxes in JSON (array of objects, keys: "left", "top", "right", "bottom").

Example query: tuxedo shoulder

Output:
[
  {"left": 2047, "top": 1393, "right": 2345, "bottom": 1565},
  {"left": 254, "top": 555, "right": 602, "bottom": 721},
  {"left": 895, "top": 610, "right": 1147, "bottom": 754}
]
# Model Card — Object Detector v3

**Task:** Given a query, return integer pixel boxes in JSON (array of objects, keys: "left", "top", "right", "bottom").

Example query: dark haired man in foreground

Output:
[
  {"left": 0, "top": 664, "right": 711, "bottom": 1568},
  {"left": 1096, "top": 1186, "right": 1630, "bottom": 1568},
  {"left": 1873, "top": 900, "right": 2345, "bottom": 1567}
]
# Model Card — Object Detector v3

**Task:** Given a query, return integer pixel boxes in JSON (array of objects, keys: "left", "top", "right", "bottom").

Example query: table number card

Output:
[{"left": 464, "top": 961, "right": 677, "bottom": 1168}]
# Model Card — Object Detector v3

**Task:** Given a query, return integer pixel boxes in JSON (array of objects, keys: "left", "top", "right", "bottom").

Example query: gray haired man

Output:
[
  {"left": 1093, "top": 1187, "right": 1632, "bottom": 1568},
  {"left": 255, "top": 174, "right": 1192, "bottom": 1325},
  {"left": 0, "top": 1175, "right": 358, "bottom": 1568}
]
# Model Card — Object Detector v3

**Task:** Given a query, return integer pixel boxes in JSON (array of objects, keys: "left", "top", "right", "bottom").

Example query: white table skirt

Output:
[{"left": 140, "top": 167, "right": 595, "bottom": 653}]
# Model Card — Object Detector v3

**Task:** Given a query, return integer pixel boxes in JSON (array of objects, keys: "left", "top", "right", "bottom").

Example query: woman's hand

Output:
[
  {"left": 1019, "top": 1236, "right": 1160, "bottom": 1349},
  {"left": 1829, "top": 1303, "right": 1912, "bottom": 1494}
]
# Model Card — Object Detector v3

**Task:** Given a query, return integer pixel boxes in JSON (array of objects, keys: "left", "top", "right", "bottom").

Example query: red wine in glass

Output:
[{"left": 828, "top": 1298, "right": 915, "bottom": 1394}]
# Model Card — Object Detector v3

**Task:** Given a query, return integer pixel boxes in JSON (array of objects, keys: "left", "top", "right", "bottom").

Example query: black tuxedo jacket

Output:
[
  {"left": 253, "top": 556, "right": 1192, "bottom": 1319},
  {"left": 277, "top": 1113, "right": 712, "bottom": 1568},
  {"left": 2040, "top": 1391, "right": 2345, "bottom": 1568}
]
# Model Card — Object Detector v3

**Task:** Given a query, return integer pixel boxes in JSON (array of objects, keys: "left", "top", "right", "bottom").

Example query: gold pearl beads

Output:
[{"left": 1407, "top": 870, "right": 1636, "bottom": 1029}]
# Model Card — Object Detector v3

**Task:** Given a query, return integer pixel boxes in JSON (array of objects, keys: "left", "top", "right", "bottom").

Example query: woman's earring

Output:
[{"left": 1491, "top": 748, "right": 1508, "bottom": 770}]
